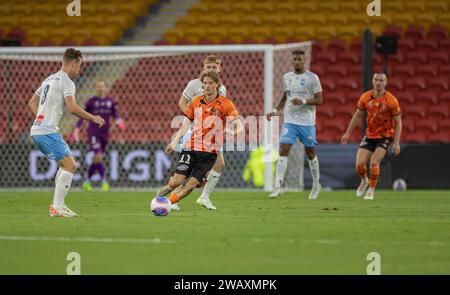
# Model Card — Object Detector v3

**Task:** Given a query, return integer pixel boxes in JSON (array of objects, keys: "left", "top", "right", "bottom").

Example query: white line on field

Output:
[{"left": 0, "top": 235, "right": 175, "bottom": 244}]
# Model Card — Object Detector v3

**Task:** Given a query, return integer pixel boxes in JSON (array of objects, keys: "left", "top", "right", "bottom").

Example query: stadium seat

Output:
[
  {"left": 336, "top": 78, "right": 359, "bottom": 92},
  {"left": 384, "top": 26, "right": 403, "bottom": 37},
  {"left": 326, "top": 65, "right": 348, "bottom": 78},
  {"left": 427, "top": 1, "right": 449, "bottom": 13},
  {"left": 439, "top": 39, "right": 450, "bottom": 51},
  {"left": 428, "top": 51, "right": 449, "bottom": 63},
  {"left": 335, "top": 105, "right": 355, "bottom": 122},
  {"left": 404, "top": 105, "right": 427, "bottom": 121},
  {"left": 427, "top": 26, "right": 448, "bottom": 40},
  {"left": 417, "top": 39, "right": 439, "bottom": 51},
  {"left": 439, "top": 120, "right": 450, "bottom": 135},
  {"left": 384, "top": 2, "right": 405, "bottom": 12},
  {"left": 403, "top": 133, "right": 427, "bottom": 143},
  {"left": 428, "top": 77, "right": 449, "bottom": 91},
  {"left": 415, "top": 119, "right": 438, "bottom": 133},
  {"left": 427, "top": 133, "right": 449, "bottom": 143},
  {"left": 397, "top": 38, "right": 416, "bottom": 51},
  {"left": 387, "top": 77, "right": 404, "bottom": 92},
  {"left": 404, "top": 77, "right": 427, "bottom": 91},
  {"left": 322, "top": 120, "right": 345, "bottom": 133},
  {"left": 405, "top": 51, "right": 427, "bottom": 64},
  {"left": 325, "top": 91, "right": 346, "bottom": 105},
  {"left": 327, "top": 39, "right": 347, "bottom": 51},
  {"left": 320, "top": 77, "right": 337, "bottom": 91},
  {"left": 429, "top": 105, "right": 449, "bottom": 120},
  {"left": 296, "top": 1, "right": 318, "bottom": 12},
  {"left": 416, "top": 65, "right": 438, "bottom": 78},
  {"left": 396, "top": 90, "right": 416, "bottom": 104},
  {"left": 439, "top": 64, "right": 450, "bottom": 76},
  {"left": 393, "top": 64, "right": 415, "bottom": 78},
  {"left": 275, "top": 2, "right": 296, "bottom": 14},
  {"left": 313, "top": 51, "right": 337, "bottom": 64},
  {"left": 310, "top": 64, "right": 325, "bottom": 77}
]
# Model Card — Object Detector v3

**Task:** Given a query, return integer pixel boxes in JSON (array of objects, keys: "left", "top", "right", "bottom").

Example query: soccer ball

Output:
[
  {"left": 150, "top": 196, "right": 171, "bottom": 216},
  {"left": 392, "top": 178, "right": 407, "bottom": 192}
]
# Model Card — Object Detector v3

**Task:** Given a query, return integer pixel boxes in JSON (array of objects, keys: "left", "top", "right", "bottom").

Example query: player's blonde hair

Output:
[{"left": 203, "top": 55, "right": 221, "bottom": 65}]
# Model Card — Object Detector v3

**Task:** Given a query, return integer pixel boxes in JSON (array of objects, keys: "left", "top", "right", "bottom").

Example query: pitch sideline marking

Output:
[{"left": 0, "top": 235, "right": 175, "bottom": 244}]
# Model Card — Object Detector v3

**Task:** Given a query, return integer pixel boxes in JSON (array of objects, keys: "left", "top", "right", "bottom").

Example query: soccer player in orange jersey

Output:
[
  {"left": 341, "top": 73, "right": 402, "bottom": 200},
  {"left": 155, "top": 71, "right": 243, "bottom": 208}
]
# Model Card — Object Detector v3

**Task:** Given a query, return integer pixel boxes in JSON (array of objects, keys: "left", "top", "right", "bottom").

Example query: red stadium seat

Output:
[
  {"left": 439, "top": 92, "right": 450, "bottom": 103},
  {"left": 439, "top": 39, "right": 450, "bottom": 51},
  {"left": 416, "top": 64, "right": 438, "bottom": 77},
  {"left": 415, "top": 119, "right": 438, "bottom": 133},
  {"left": 348, "top": 64, "right": 361, "bottom": 76},
  {"left": 396, "top": 90, "right": 416, "bottom": 104},
  {"left": 335, "top": 105, "right": 355, "bottom": 122},
  {"left": 428, "top": 77, "right": 449, "bottom": 91},
  {"left": 339, "top": 49, "right": 361, "bottom": 64},
  {"left": 427, "top": 133, "right": 449, "bottom": 143},
  {"left": 313, "top": 40, "right": 325, "bottom": 53},
  {"left": 387, "top": 77, "right": 404, "bottom": 91},
  {"left": 320, "top": 77, "right": 336, "bottom": 91},
  {"left": 327, "top": 38, "right": 347, "bottom": 51},
  {"left": 310, "top": 64, "right": 325, "bottom": 77},
  {"left": 429, "top": 105, "right": 449, "bottom": 120},
  {"left": 323, "top": 120, "right": 345, "bottom": 133},
  {"left": 403, "top": 105, "right": 427, "bottom": 121},
  {"left": 439, "top": 120, "right": 450, "bottom": 134},
  {"left": 384, "top": 26, "right": 403, "bottom": 38},
  {"left": 6, "top": 27, "right": 26, "bottom": 40},
  {"left": 397, "top": 38, "right": 416, "bottom": 51},
  {"left": 393, "top": 64, "right": 415, "bottom": 78},
  {"left": 336, "top": 77, "right": 359, "bottom": 91},
  {"left": 326, "top": 65, "right": 348, "bottom": 78},
  {"left": 325, "top": 91, "right": 346, "bottom": 105},
  {"left": 415, "top": 91, "right": 438, "bottom": 106},
  {"left": 416, "top": 39, "right": 439, "bottom": 51},
  {"left": 390, "top": 51, "right": 406, "bottom": 64},
  {"left": 403, "top": 133, "right": 427, "bottom": 143},
  {"left": 404, "top": 77, "right": 427, "bottom": 91},
  {"left": 313, "top": 51, "right": 337, "bottom": 64},
  {"left": 405, "top": 25, "right": 425, "bottom": 40},
  {"left": 316, "top": 133, "right": 336, "bottom": 143},
  {"left": 428, "top": 51, "right": 449, "bottom": 63},
  {"left": 405, "top": 51, "right": 427, "bottom": 64},
  {"left": 439, "top": 64, "right": 450, "bottom": 77},
  {"left": 427, "top": 26, "right": 448, "bottom": 40},
  {"left": 349, "top": 37, "right": 362, "bottom": 51}
]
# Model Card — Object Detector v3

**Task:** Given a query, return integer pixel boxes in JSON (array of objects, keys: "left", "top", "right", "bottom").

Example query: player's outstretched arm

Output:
[
  {"left": 341, "top": 109, "right": 363, "bottom": 144},
  {"left": 266, "top": 93, "right": 287, "bottom": 121},
  {"left": 27, "top": 93, "right": 39, "bottom": 116},
  {"left": 392, "top": 115, "right": 402, "bottom": 155},
  {"left": 165, "top": 117, "right": 191, "bottom": 154},
  {"left": 64, "top": 95, "right": 105, "bottom": 127},
  {"left": 178, "top": 95, "right": 190, "bottom": 113}
]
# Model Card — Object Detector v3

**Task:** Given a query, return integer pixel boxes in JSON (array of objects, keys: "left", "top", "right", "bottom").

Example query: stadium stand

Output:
[{"left": 0, "top": 0, "right": 160, "bottom": 46}]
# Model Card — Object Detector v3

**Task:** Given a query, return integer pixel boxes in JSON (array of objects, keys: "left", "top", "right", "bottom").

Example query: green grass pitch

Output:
[{"left": 0, "top": 190, "right": 449, "bottom": 274}]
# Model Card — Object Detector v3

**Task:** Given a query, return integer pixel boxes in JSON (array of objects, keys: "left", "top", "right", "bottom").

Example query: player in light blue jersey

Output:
[
  {"left": 266, "top": 49, "right": 323, "bottom": 200},
  {"left": 165, "top": 55, "right": 226, "bottom": 210},
  {"left": 28, "top": 48, "right": 105, "bottom": 217}
]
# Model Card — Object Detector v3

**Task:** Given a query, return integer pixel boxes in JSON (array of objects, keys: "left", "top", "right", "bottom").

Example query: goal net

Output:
[{"left": 0, "top": 42, "right": 311, "bottom": 190}]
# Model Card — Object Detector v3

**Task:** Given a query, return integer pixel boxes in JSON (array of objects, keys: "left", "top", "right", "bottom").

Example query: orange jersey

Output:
[
  {"left": 357, "top": 90, "right": 401, "bottom": 139},
  {"left": 184, "top": 95, "right": 239, "bottom": 153}
]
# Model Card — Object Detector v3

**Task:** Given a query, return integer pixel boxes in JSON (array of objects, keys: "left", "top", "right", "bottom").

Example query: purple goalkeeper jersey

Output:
[{"left": 76, "top": 96, "right": 120, "bottom": 136}]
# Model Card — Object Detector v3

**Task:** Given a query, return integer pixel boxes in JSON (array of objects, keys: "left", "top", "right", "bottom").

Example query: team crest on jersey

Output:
[
  {"left": 107, "top": 101, "right": 112, "bottom": 108},
  {"left": 300, "top": 78, "right": 306, "bottom": 85}
]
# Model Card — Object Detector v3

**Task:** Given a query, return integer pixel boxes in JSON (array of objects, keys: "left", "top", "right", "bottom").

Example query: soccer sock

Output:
[
  {"left": 274, "top": 156, "right": 288, "bottom": 189},
  {"left": 356, "top": 164, "right": 367, "bottom": 180},
  {"left": 98, "top": 163, "right": 106, "bottom": 181},
  {"left": 308, "top": 156, "right": 320, "bottom": 186},
  {"left": 200, "top": 169, "right": 221, "bottom": 199},
  {"left": 369, "top": 165, "right": 380, "bottom": 189},
  {"left": 55, "top": 167, "right": 63, "bottom": 186},
  {"left": 169, "top": 192, "right": 180, "bottom": 204},
  {"left": 87, "top": 163, "right": 98, "bottom": 180},
  {"left": 53, "top": 169, "right": 74, "bottom": 209}
]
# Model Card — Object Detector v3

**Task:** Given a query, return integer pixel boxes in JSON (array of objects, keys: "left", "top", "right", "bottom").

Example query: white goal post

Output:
[{"left": 0, "top": 42, "right": 311, "bottom": 191}]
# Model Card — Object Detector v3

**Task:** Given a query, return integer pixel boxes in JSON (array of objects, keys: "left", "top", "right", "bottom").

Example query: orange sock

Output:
[
  {"left": 369, "top": 165, "right": 380, "bottom": 188},
  {"left": 356, "top": 164, "right": 367, "bottom": 179},
  {"left": 169, "top": 192, "right": 180, "bottom": 204}
]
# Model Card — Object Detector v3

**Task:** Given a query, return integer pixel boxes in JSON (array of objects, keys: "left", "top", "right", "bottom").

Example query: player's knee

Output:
[
  {"left": 369, "top": 160, "right": 381, "bottom": 167},
  {"left": 305, "top": 148, "right": 315, "bottom": 159},
  {"left": 279, "top": 145, "right": 290, "bottom": 156},
  {"left": 214, "top": 157, "right": 225, "bottom": 171},
  {"left": 63, "top": 162, "right": 77, "bottom": 174},
  {"left": 93, "top": 153, "right": 103, "bottom": 163},
  {"left": 168, "top": 177, "right": 180, "bottom": 189}
]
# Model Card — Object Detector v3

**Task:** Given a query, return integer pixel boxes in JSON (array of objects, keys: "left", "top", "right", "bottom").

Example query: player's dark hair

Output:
[
  {"left": 63, "top": 48, "right": 82, "bottom": 63},
  {"left": 199, "top": 71, "right": 222, "bottom": 89},
  {"left": 203, "top": 55, "right": 221, "bottom": 65},
  {"left": 292, "top": 50, "right": 305, "bottom": 55}
]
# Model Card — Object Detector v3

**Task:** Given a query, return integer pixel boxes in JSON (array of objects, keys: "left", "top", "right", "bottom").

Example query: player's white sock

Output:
[
  {"left": 53, "top": 170, "right": 74, "bottom": 209},
  {"left": 200, "top": 170, "right": 221, "bottom": 200},
  {"left": 308, "top": 156, "right": 320, "bottom": 186},
  {"left": 274, "top": 156, "right": 288, "bottom": 189},
  {"left": 55, "top": 167, "right": 63, "bottom": 186}
]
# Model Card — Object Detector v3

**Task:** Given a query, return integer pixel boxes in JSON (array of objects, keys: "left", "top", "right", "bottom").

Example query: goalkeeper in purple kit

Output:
[{"left": 71, "top": 80, "right": 126, "bottom": 191}]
